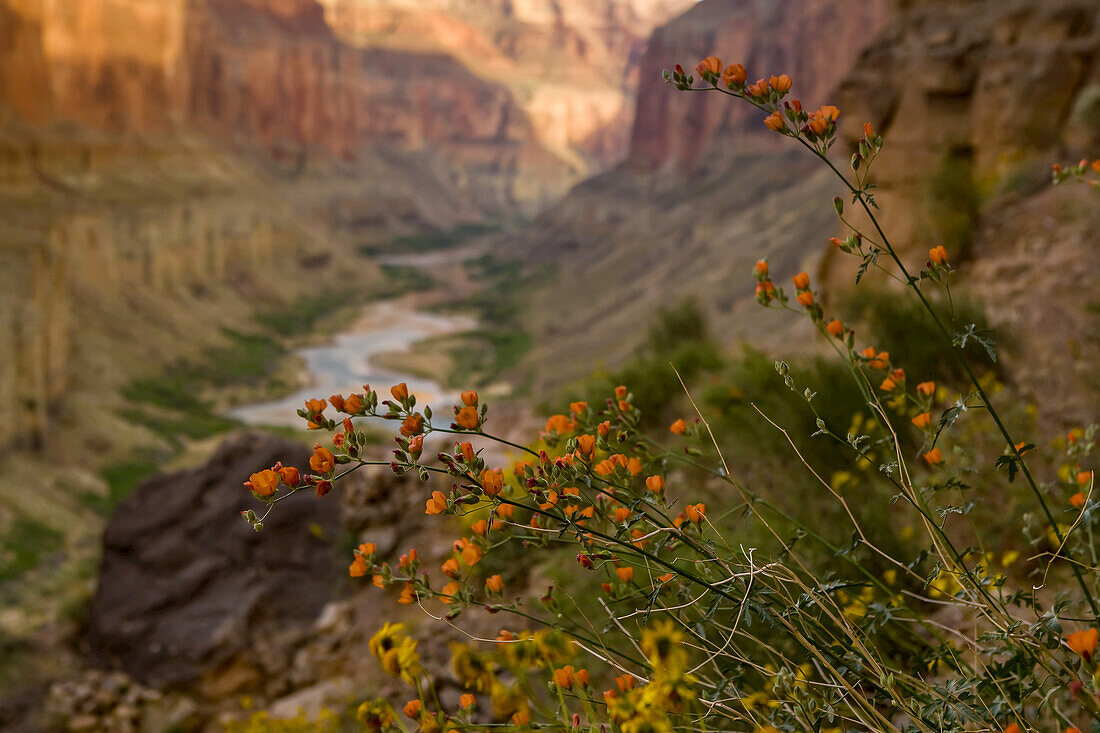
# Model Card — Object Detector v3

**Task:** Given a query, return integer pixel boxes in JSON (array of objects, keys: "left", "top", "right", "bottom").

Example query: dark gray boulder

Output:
[{"left": 84, "top": 432, "right": 343, "bottom": 693}]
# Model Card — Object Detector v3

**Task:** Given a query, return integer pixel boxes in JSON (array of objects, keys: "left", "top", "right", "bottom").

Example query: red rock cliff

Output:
[{"left": 629, "top": 0, "right": 890, "bottom": 172}]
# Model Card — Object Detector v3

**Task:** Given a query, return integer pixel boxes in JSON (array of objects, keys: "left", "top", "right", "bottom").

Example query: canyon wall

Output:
[
  {"left": 317, "top": 0, "right": 695, "bottom": 174},
  {"left": 629, "top": 0, "right": 890, "bottom": 172},
  {"left": 516, "top": 0, "right": 890, "bottom": 385},
  {"left": 835, "top": 0, "right": 1100, "bottom": 254},
  {"left": 0, "top": 0, "right": 588, "bottom": 211}
]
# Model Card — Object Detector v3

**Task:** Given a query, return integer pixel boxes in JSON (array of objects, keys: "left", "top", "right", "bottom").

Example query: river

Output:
[{"left": 228, "top": 248, "right": 481, "bottom": 429}]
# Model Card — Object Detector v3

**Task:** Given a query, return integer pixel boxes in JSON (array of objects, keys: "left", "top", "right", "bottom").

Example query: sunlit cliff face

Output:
[{"left": 316, "top": 0, "right": 697, "bottom": 172}]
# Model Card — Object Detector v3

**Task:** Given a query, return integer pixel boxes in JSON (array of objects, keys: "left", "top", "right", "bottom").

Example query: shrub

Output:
[{"left": 241, "top": 59, "right": 1100, "bottom": 733}]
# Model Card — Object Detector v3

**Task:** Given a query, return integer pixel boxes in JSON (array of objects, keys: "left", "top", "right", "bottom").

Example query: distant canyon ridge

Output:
[{"left": 1, "top": 0, "right": 694, "bottom": 212}]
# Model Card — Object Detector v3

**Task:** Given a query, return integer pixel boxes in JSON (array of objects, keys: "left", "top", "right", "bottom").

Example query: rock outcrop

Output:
[
  {"left": 84, "top": 433, "right": 341, "bottom": 692},
  {"left": 835, "top": 0, "right": 1100, "bottom": 255}
]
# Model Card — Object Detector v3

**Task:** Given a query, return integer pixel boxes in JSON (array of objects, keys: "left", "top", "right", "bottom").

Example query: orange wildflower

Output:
[
  {"left": 399, "top": 549, "right": 418, "bottom": 569},
  {"left": 398, "top": 582, "right": 416, "bottom": 604},
  {"left": 764, "top": 111, "right": 785, "bottom": 132},
  {"left": 277, "top": 465, "right": 300, "bottom": 487},
  {"left": 613, "top": 507, "right": 631, "bottom": 523},
  {"left": 512, "top": 710, "right": 531, "bottom": 726},
  {"left": 309, "top": 445, "right": 335, "bottom": 474},
  {"left": 248, "top": 469, "right": 279, "bottom": 497},
  {"left": 440, "top": 582, "right": 460, "bottom": 604},
  {"left": 646, "top": 475, "right": 666, "bottom": 494},
  {"left": 349, "top": 555, "right": 368, "bottom": 578},
  {"left": 912, "top": 412, "right": 932, "bottom": 429},
  {"left": 594, "top": 459, "right": 616, "bottom": 477},
  {"left": 791, "top": 272, "right": 810, "bottom": 290},
  {"left": 916, "top": 381, "right": 935, "bottom": 397},
  {"left": 390, "top": 383, "right": 409, "bottom": 402},
  {"left": 495, "top": 503, "right": 514, "bottom": 519},
  {"left": 808, "top": 113, "right": 828, "bottom": 135},
  {"left": 1066, "top": 628, "right": 1098, "bottom": 661},
  {"left": 459, "top": 693, "right": 476, "bottom": 709},
  {"left": 616, "top": 566, "right": 634, "bottom": 583},
  {"left": 746, "top": 78, "right": 769, "bottom": 98},
  {"left": 685, "top": 503, "right": 706, "bottom": 523},
  {"left": 328, "top": 394, "right": 345, "bottom": 411},
  {"left": 575, "top": 669, "right": 590, "bottom": 687},
  {"left": 769, "top": 74, "right": 792, "bottom": 93},
  {"left": 797, "top": 291, "right": 814, "bottom": 308},
  {"left": 400, "top": 414, "right": 424, "bottom": 437},
  {"left": 818, "top": 105, "right": 840, "bottom": 121},
  {"left": 486, "top": 574, "right": 504, "bottom": 593},
  {"left": 461, "top": 390, "right": 478, "bottom": 406},
  {"left": 359, "top": 542, "right": 377, "bottom": 556},
  {"left": 553, "top": 666, "right": 575, "bottom": 689},
  {"left": 576, "top": 434, "right": 596, "bottom": 457},
  {"left": 344, "top": 393, "right": 363, "bottom": 414},
  {"left": 403, "top": 700, "right": 422, "bottom": 718},
  {"left": 826, "top": 319, "right": 844, "bottom": 337},
  {"left": 670, "top": 418, "right": 687, "bottom": 434},
  {"left": 570, "top": 401, "right": 588, "bottom": 415},
  {"left": 657, "top": 573, "right": 674, "bottom": 583},
  {"left": 442, "top": 558, "right": 460, "bottom": 578},
  {"left": 471, "top": 519, "right": 488, "bottom": 535},
  {"left": 722, "top": 63, "right": 747, "bottom": 87},
  {"left": 627, "top": 457, "right": 643, "bottom": 475},
  {"left": 1003, "top": 725, "right": 1021, "bottom": 733},
  {"left": 545, "top": 413, "right": 575, "bottom": 435},
  {"left": 755, "top": 260, "right": 768, "bottom": 275},
  {"left": 459, "top": 441, "right": 475, "bottom": 462},
  {"left": 616, "top": 674, "right": 636, "bottom": 692},
  {"left": 460, "top": 542, "right": 482, "bottom": 567},
  {"left": 868, "top": 351, "right": 890, "bottom": 370},
  {"left": 481, "top": 469, "right": 504, "bottom": 496},
  {"left": 929, "top": 245, "right": 948, "bottom": 265},
  {"left": 305, "top": 398, "right": 327, "bottom": 415},
  {"left": 372, "top": 574, "right": 384, "bottom": 588},
  {"left": 864, "top": 122, "right": 875, "bottom": 138},
  {"left": 597, "top": 420, "right": 611, "bottom": 437},
  {"left": 695, "top": 56, "right": 722, "bottom": 77},
  {"left": 923, "top": 447, "right": 943, "bottom": 466},
  {"left": 425, "top": 490, "right": 448, "bottom": 515},
  {"left": 615, "top": 385, "right": 628, "bottom": 399},
  {"left": 1070, "top": 492, "right": 1086, "bottom": 509},
  {"left": 880, "top": 377, "right": 897, "bottom": 392},
  {"left": 455, "top": 406, "right": 479, "bottom": 430},
  {"left": 1078, "top": 471, "right": 1094, "bottom": 485}
]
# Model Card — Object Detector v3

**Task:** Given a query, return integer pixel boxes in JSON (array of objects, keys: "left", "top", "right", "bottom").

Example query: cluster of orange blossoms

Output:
[
  {"left": 667, "top": 58, "right": 843, "bottom": 152},
  {"left": 751, "top": 248, "right": 956, "bottom": 469},
  {"left": 1052, "top": 158, "right": 1100, "bottom": 188}
]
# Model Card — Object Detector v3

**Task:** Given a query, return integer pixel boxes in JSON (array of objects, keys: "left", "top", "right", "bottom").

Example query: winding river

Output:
[{"left": 229, "top": 248, "right": 481, "bottom": 428}]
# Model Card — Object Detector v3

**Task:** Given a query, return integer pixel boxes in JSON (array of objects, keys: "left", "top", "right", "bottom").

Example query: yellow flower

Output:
[
  {"left": 356, "top": 699, "right": 395, "bottom": 731},
  {"left": 641, "top": 620, "right": 687, "bottom": 674}
]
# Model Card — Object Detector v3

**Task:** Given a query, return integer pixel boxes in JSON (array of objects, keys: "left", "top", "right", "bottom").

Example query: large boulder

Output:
[{"left": 84, "top": 432, "right": 343, "bottom": 694}]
